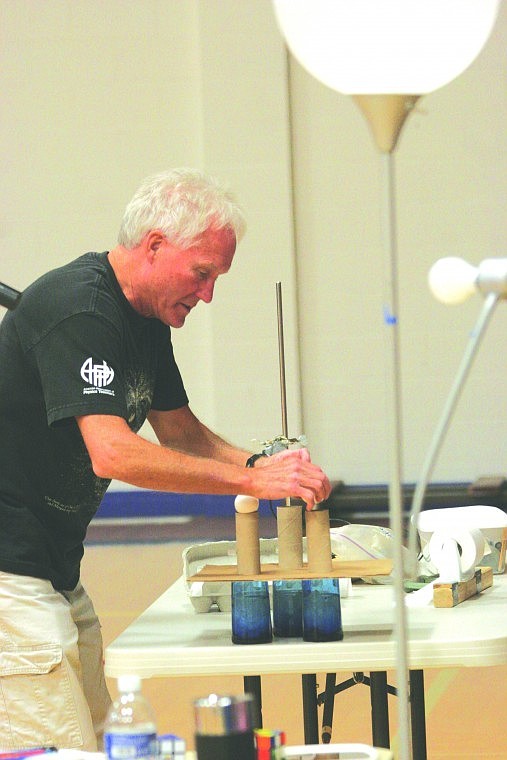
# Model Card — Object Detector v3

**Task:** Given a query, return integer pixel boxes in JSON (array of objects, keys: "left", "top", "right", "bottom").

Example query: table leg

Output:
[
  {"left": 409, "top": 670, "right": 427, "bottom": 760},
  {"left": 321, "top": 672, "right": 337, "bottom": 743},
  {"left": 369, "top": 671, "right": 390, "bottom": 748},
  {"left": 244, "top": 675, "right": 263, "bottom": 728},
  {"left": 301, "top": 674, "right": 319, "bottom": 744}
]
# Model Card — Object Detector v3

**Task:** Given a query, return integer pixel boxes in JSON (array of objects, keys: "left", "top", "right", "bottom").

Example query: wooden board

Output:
[
  {"left": 433, "top": 566, "right": 494, "bottom": 608},
  {"left": 187, "top": 558, "right": 393, "bottom": 582}
]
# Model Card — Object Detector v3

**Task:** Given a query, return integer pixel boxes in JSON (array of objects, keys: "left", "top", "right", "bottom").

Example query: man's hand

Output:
[{"left": 247, "top": 447, "right": 331, "bottom": 511}]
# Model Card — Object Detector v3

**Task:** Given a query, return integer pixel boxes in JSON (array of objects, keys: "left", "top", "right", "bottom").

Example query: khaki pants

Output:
[{"left": 0, "top": 571, "right": 111, "bottom": 752}]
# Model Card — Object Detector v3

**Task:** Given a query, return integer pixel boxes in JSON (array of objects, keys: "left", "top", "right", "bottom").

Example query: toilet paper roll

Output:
[
  {"left": 235, "top": 511, "right": 261, "bottom": 575},
  {"left": 277, "top": 505, "right": 304, "bottom": 570},
  {"left": 428, "top": 527, "right": 485, "bottom": 583}
]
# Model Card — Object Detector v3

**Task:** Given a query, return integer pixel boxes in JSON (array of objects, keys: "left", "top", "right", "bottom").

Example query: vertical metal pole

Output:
[
  {"left": 380, "top": 151, "right": 412, "bottom": 760},
  {"left": 276, "top": 281, "right": 289, "bottom": 439},
  {"left": 276, "top": 281, "right": 291, "bottom": 507}
]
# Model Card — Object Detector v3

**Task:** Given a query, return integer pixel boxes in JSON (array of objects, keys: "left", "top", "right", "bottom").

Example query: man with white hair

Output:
[{"left": 0, "top": 168, "right": 330, "bottom": 751}]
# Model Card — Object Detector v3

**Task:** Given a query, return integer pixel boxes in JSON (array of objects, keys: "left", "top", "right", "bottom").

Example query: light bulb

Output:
[
  {"left": 429, "top": 257, "right": 507, "bottom": 304},
  {"left": 428, "top": 257, "right": 478, "bottom": 304},
  {"left": 272, "top": 0, "right": 500, "bottom": 95}
]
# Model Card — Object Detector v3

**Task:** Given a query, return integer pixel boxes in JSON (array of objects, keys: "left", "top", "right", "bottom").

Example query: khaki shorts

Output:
[{"left": 0, "top": 571, "right": 111, "bottom": 752}]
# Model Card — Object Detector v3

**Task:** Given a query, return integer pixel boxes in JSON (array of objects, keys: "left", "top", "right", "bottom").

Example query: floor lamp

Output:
[
  {"left": 271, "top": 3, "right": 500, "bottom": 759},
  {"left": 408, "top": 257, "right": 507, "bottom": 571}
]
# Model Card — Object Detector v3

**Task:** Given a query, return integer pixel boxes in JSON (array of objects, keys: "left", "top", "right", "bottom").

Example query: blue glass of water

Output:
[
  {"left": 272, "top": 579, "right": 303, "bottom": 637},
  {"left": 231, "top": 581, "right": 272, "bottom": 644},
  {"left": 302, "top": 578, "right": 343, "bottom": 642}
]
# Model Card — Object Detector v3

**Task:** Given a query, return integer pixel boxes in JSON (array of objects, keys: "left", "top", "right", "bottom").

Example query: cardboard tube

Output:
[
  {"left": 277, "top": 505, "right": 303, "bottom": 571},
  {"left": 306, "top": 509, "right": 333, "bottom": 574},
  {"left": 235, "top": 512, "right": 261, "bottom": 575}
]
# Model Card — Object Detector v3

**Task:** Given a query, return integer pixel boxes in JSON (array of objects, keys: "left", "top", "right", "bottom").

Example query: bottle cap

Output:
[
  {"left": 194, "top": 694, "right": 254, "bottom": 736},
  {"left": 117, "top": 674, "right": 142, "bottom": 693}
]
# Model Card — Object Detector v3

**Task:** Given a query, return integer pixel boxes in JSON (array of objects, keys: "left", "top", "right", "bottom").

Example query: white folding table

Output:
[{"left": 105, "top": 573, "right": 507, "bottom": 759}]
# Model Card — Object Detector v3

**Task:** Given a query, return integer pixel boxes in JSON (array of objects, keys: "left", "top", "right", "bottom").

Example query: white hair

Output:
[{"left": 118, "top": 168, "right": 246, "bottom": 249}]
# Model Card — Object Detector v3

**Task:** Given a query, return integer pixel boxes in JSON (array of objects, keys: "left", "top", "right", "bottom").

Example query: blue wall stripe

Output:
[{"left": 96, "top": 490, "right": 280, "bottom": 519}]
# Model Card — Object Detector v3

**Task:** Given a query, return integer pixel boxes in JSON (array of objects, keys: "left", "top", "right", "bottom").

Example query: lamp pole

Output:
[
  {"left": 380, "top": 147, "right": 412, "bottom": 760},
  {"left": 271, "top": 6, "right": 501, "bottom": 757},
  {"left": 354, "top": 95, "right": 418, "bottom": 760}
]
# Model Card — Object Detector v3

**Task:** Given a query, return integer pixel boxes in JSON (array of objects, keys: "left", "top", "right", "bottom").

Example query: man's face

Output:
[{"left": 144, "top": 226, "right": 237, "bottom": 327}]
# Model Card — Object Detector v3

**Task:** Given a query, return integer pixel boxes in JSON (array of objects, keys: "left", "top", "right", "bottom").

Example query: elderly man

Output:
[{"left": 0, "top": 168, "right": 330, "bottom": 751}]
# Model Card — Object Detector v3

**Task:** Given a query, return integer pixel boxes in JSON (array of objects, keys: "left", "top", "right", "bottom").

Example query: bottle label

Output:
[{"left": 104, "top": 732, "right": 157, "bottom": 759}]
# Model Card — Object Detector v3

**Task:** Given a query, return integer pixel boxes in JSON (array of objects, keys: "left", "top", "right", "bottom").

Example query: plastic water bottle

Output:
[{"left": 104, "top": 674, "right": 158, "bottom": 760}]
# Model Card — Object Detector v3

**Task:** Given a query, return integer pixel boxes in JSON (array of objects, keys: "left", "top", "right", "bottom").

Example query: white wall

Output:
[
  {"left": 1, "top": 0, "right": 506, "bottom": 487},
  {"left": 174, "top": 0, "right": 302, "bottom": 446},
  {"left": 289, "top": 2, "right": 507, "bottom": 483},
  {"left": 0, "top": 0, "right": 301, "bottom": 461}
]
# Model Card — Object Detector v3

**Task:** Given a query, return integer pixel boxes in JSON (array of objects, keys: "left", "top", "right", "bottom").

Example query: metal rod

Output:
[
  {"left": 276, "top": 281, "right": 289, "bottom": 439},
  {"left": 276, "top": 282, "right": 292, "bottom": 508},
  {"left": 381, "top": 151, "right": 412, "bottom": 760},
  {"left": 407, "top": 291, "right": 500, "bottom": 574}
]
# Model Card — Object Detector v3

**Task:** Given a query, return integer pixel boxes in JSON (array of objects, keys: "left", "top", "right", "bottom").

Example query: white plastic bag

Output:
[{"left": 330, "top": 523, "right": 409, "bottom": 584}]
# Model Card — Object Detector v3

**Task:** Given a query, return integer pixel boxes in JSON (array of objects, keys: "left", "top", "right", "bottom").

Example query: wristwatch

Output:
[{"left": 245, "top": 452, "right": 268, "bottom": 468}]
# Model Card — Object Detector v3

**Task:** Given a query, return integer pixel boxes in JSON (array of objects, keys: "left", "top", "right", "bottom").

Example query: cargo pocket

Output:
[{"left": 0, "top": 644, "right": 83, "bottom": 750}]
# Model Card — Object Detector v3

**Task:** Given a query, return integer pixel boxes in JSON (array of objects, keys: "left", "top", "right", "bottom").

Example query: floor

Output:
[{"left": 81, "top": 514, "right": 507, "bottom": 758}]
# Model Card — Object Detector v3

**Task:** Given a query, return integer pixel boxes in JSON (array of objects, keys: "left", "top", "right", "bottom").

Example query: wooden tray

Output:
[{"left": 187, "top": 558, "right": 393, "bottom": 582}]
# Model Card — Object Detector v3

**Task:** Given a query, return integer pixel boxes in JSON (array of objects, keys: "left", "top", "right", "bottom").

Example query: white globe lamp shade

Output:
[{"left": 272, "top": 0, "right": 501, "bottom": 95}]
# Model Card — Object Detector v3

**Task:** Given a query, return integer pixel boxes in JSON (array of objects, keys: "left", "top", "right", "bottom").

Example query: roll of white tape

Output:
[
  {"left": 234, "top": 494, "right": 259, "bottom": 513},
  {"left": 428, "top": 527, "right": 485, "bottom": 583}
]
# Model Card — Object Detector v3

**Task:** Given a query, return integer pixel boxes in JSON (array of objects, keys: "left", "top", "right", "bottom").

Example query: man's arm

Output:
[
  {"left": 75, "top": 411, "right": 331, "bottom": 509},
  {"left": 147, "top": 405, "right": 250, "bottom": 467}
]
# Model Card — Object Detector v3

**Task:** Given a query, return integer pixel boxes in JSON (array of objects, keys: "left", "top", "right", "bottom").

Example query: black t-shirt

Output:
[{"left": 0, "top": 252, "right": 188, "bottom": 589}]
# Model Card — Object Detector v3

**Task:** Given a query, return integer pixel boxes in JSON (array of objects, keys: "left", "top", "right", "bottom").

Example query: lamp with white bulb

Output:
[
  {"left": 409, "top": 257, "right": 506, "bottom": 580},
  {"left": 271, "top": 3, "right": 501, "bottom": 758},
  {"left": 273, "top": 0, "right": 500, "bottom": 152},
  {"left": 429, "top": 257, "right": 507, "bottom": 304}
]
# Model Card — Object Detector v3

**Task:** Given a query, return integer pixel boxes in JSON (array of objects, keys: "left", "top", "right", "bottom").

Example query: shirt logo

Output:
[{"left": 81, "top": 357, "right": 115, "bottom": 388}]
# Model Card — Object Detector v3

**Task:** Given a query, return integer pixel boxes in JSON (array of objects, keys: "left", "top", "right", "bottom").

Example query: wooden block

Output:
[{"left": 433, "top": 567, "right": 493, "bottom": 608}]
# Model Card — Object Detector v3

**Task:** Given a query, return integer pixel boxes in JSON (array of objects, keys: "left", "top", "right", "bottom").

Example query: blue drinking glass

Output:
[
  {"left": 302, "top": 578, "right": 343, "bottom": 642},
  {"left": 272, "top": 580, "right": 303, "bottom": 637},
  {"left": 231, "top": 581, "right": 272, "bottom": 644}
]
